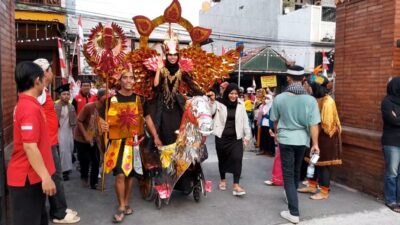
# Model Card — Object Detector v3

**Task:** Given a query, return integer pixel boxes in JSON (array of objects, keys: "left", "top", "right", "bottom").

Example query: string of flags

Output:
[{"left": 16, "top": 37, "right": 73, "bottom": 44}]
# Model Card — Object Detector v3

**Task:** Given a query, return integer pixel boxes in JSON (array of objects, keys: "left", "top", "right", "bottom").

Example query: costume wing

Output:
[
  {"left": 125, "top": 48, "right": 159, "bottom": 98},
  {"left": 178, "top": 45, "right": 242, "bottom": 94}
]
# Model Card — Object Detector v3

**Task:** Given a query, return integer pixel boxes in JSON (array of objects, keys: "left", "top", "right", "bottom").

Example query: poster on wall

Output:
[{"left": 261, "top": 75, "right": 277, "bottom": 88}]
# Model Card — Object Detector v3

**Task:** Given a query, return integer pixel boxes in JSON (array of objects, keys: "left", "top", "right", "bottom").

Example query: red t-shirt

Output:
[
  {"left": 42, "top": 89, "right": 58, "bottom": 145},
  {"left": 7, "top": 94, "right": 55, "bottom": 187}
]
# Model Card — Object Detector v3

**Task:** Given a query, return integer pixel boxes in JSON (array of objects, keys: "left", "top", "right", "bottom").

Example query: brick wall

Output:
[
  {"left": 0, "top": 0, "right": 16, "bottom": 147},
  {"left": 333, "top": 0, "right": 400, "bottom": 197}
]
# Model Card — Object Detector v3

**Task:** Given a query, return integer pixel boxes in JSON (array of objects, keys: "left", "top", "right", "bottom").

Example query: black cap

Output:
[{"left": 55, "top": 83, "right": 70, "bottom": 94}]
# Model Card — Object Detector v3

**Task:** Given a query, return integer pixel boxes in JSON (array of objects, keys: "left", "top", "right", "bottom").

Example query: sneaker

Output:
[
  {"left": 65, "top": 208, "right": 78, "bottom": 216},
  {"left": 280, "top": 210, "right": 299, "bottom": 224}
]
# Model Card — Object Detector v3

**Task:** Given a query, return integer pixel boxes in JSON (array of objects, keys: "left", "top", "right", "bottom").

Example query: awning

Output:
[
  {"left": 235, "top": 46, "right": 288, "bottom": 73},
  {"left": 16, "top": 11, "right": 66, "bottom": 24}
]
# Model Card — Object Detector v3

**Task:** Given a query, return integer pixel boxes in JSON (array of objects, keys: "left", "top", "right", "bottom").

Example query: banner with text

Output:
[{"left": 261, "top": 75, "right": 277, "bottom": 88}]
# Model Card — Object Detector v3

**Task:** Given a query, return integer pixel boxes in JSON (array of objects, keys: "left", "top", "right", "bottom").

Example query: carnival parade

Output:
[{"left": 1, "top": 0, "right": 400, "bottom": 225}]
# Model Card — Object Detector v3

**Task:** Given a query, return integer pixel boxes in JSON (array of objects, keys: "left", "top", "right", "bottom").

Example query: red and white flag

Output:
[
  {"left": 221, "top": 46, "right": 226, "bottom": 55},
  {"left": 322, "top": 50, "right": 330, "bottom": 70},
  {"left": 57, "top": 38, "right": 67, "bottom": 79},
  {"left": 78, "top": 16, "right": 84, "bottom": 46}
]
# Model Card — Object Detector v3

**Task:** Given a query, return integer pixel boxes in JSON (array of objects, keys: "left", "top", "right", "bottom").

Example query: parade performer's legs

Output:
[{"left": 113, "top": 175, "right": 134, "bottom": 222}]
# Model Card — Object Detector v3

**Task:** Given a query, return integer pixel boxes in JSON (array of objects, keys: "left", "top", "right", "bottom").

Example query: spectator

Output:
[
  {"left": 381, "top": 77, "right": 400, "bottom": 213},
  {"left": 74, "top": 89, "right": 107, "bottom": 190},
  {"left": 54, "top": 84, "right": 77, "bottom": 181},
  {"left": 257, "top": 94, "right": 275, "bottom": 156},
  {"left": 244, "top": 94, "right": 254, "bottom": 130},
  {"left": 33, "top": 58, "right": 80, "bottom": 224},
  {"left": 298, "top": 76, "right": 342, "bottom": 200},
  {"left": 8, "top": 61, "right": 56, "bottom": 225},
  {"left": 270, "top": 65, "right": 320, "bottom": 223},
  {"left": 208, "top": 83, "right": 252, "bottom": 196},
  {"left": 72, "top": 79, "right": 97, "bottom": 115}
]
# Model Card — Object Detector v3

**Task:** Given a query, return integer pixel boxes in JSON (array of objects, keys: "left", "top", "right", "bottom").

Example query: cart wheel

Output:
[
  {"left": 193, "top": 186, "right": 201, "bottom": 202},
  {"left": 139, "top": 177, "right": 156, "bottom": 201},
  {"left": 155, "top": 194, "right": 162, "bottom": 209}
]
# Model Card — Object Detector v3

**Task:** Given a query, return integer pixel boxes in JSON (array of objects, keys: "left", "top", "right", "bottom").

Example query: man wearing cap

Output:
[
  {"left": 270, "top": 65, "right": 320, "bottom": 224},
  {"left": 54, "top": 84, "right": 77, "bottom": 181},
  {"left": 72, "top": 79, "right": 97, "bottom": 115},
  {"left": 33, "top": 58, "right": 80, "bottom": 224}
]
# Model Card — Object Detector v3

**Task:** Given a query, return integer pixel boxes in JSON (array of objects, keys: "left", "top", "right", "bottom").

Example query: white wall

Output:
[
  {"left": 278, "top": 5, "right": 335, "bottom": 43},
  {"left": 199, "top": 0, "right": 281, "bottom": 39}
]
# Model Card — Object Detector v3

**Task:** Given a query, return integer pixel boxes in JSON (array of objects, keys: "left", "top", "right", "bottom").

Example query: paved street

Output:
[{"left": 64, "top": 137, "right": 399, "bottom": 225}]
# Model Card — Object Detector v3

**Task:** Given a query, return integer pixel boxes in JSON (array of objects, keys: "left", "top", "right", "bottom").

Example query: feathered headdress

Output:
[{"left": 162, "top": 28, "right": 179, "bottom": 55}]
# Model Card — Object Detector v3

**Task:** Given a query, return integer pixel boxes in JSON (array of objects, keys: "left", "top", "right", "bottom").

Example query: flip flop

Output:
[
  {"left": 113, "top": 209, "right": 125, "bottom": 223},
  {"left": 124, "top": 206, "right": 134, "bottom": 215}
]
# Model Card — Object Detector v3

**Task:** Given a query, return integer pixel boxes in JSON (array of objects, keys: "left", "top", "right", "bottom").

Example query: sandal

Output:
[
  {"left": 218, "top": 182, "right": 226, "bottom": 191},
  {"left": 124, "top": 205, "right": 134, "bottom": 215},
  {"left": 386, "top": 203, "right": 400, "bottom": 213},
  {"left": 113, "top": 209, "right": 125, "bottom": 223}
]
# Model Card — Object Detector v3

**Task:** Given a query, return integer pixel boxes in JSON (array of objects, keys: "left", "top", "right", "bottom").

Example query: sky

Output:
[{"left": 75, "top": 0, "right": 206, "bottom": 26}]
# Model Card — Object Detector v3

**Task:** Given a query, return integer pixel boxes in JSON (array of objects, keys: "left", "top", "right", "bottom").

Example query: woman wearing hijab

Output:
[
  {"left": 208, "top": 84, "right": 252, "bottom": 196},
  {"left": 298, "top": 76, "right": 342, "bottom": 200},
  {"left": 381, "top": 77, "right": 400, "bottom": 213},
  {"left": 147, "top": 34, "right": 203, "bottom": 148}
]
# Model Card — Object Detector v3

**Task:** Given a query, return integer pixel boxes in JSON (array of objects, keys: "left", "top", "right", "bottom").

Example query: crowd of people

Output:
[{"left": 7, "top": 51, "right": 400, "bottom": 225}]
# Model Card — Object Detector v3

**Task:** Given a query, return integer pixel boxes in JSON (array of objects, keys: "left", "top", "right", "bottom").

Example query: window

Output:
[{"left": 322, "top": 7, "right": 336, "bottom": 22}]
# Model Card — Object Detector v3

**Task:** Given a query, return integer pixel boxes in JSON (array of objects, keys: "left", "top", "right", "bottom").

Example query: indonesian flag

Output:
[
  {"left": 78, "top": 16, "right": 84, "bottom": 46},
  {"left": 68, "top": 76, "right": 80, "bottom": 99},
  {"left": 322, "top": 50, "right": 330, "bottom": 70},
  {"left": 221, "top": 46, "right": 226, "bottom": 55},
  {"left": 57, "top": 38, "right": 67, "bottom": 79}
]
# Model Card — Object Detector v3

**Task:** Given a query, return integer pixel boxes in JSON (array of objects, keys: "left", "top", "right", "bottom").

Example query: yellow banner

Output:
[{"left": 261, "top": 75, "right": 277, "bottom": 88}]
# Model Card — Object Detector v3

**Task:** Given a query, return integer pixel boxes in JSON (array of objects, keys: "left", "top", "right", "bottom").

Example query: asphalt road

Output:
[{"left": 63, "top": 136, "right": 399, "bottom": 225}]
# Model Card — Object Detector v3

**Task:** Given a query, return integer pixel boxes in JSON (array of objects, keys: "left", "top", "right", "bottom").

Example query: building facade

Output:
[
  {"left": 15, "top": 0, "right": 68, "bottom": 88},
  {"left": 200, "top": 0, "right": 335, "bottom": 74},
  {"left": 0, "top": 1, "right": 16, "bottom": 223},
  {"left": 333, "top": 0, "right": 400, "bottom": 197}
]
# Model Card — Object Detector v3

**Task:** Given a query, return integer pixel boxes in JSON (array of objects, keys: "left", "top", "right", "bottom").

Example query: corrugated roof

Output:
[{"left": 235, "top": 46, "right": 288, "bottom": 73}]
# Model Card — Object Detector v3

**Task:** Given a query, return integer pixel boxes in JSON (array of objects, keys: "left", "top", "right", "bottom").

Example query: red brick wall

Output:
[
  {"left": 0, "top": 0, "right": 16, "bottom": 147},
  {"left": 333, "top": 0, "right": 400, "bottom": 197}
]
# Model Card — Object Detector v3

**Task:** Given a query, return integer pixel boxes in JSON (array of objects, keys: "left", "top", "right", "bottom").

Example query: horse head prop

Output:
[{"left": 175, "top": 96, "right": 213, "bottom": 165}]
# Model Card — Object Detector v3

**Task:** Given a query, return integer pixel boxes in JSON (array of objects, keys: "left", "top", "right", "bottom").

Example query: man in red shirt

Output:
[
  {"left": 8, "top": 61, "right": 56, "bottom": 225},
  {"left": 34, "top": 58, "right": 80, "bottom": 224},
  {"left": 72, "top": 79, "right": 97, "bottom": 115}
]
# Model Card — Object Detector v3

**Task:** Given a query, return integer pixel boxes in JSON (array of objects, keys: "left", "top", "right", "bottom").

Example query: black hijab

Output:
[
  {"left": 387, "top": 77, "right": 400, "bottom": 105},
  {"left": 222, "top": 83, "right": 239, "bottom": 109},
  {"left": 165, "top": 54, "right": 180, "bottom": 75}
]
